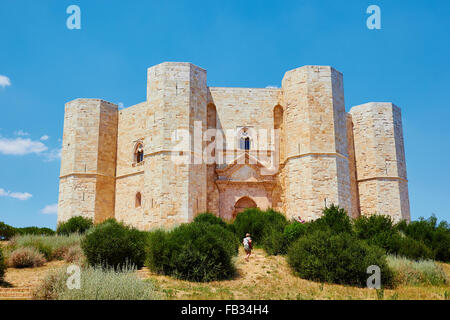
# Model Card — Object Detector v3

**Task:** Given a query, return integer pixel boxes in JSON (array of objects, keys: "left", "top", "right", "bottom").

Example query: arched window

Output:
[
  {"left": 135, "top": 192, "right": 142, "bottom": 208},
  {"left": 240, "top": 137, "right": 250, "bottom": 150},
  {"left": 134, "top": 143, "right": 144, "bottom": 164},
  {"left": 273, "top": 105, "right": 284, "bottom": 161},
  {"left": 239, "top": 128, "right": 251, "bottom": 150}
]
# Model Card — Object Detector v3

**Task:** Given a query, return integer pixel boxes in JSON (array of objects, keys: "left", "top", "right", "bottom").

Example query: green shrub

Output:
[
  {"left": 57, "top": 216, "right": 93, "bottom": 235},
  {"left": 387, "top": 255, "right": 448, "bottom": 286},
  {"left": 233, "top": 208, "right": 287, "bottom": 244},
  {"left": 287, "top": 230, "right": 393, "bottom": 287},
  {"left": 354, "top": 215, "right": 435, "bottom": 260},
  {"left": 0, "top": 222, "right": 17, "bottom": 240},
  {"left": 354, "top": 215, "right": 395, "bottom": 240},
  {"left": 233, "top": 208, "right": 288, "bottom": 256},
  {"left": 8, "top": 247, "right": 46, "bottom": 268},
  {"left": 354, "top": 215, "right": 402, "bottom": 253},
  {"left": 0, "top": 247, "right": 6, "bottom": 282},
  {"left": 81, "top": 219, "right": 146, "bottom": 269},
  {"left": 261, "top": 226, "right": 286, "bottom": 255},
  {"left": 193, "top": 212, "right": 227, "bottom": 228},
  {"left": 307, "top": 205, "right": 353, "bottom": 235},
  {"left": 284, "top": 222, "right": 307, "bottom": 244},
  {"left": 33, "top": 266, "right": 161, "bottom": 300},
  {"left": 146, "top": 222, "right": 236, "bottom": 282},
  {"left": 194, "top": 212, "right": 237, "bottom": 235},
  {"left": 397, "top": 216, "right": 450, "bottom": 262},
  {"left": 395, "top": 236, "right": 434, "bottom": 261}
]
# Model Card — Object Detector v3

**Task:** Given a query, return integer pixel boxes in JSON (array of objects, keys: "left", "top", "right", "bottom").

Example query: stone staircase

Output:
[{"left": 0, "top": 287, "right": 33, "bottom": 300}]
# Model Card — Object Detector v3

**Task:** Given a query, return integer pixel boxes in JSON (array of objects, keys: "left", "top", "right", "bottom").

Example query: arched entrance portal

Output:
[{"left": 233, "top": 196, "right": 257, "bottom": 218}]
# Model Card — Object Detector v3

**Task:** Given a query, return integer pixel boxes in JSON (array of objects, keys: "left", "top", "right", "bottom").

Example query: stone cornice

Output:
[
  {"left": 283, "top": 152, "right": 349, "bottom": 164},
  {"left": 59, "top": 172, "right": 115, "bottom": 179},
  {"left": 357, "top": 176, "right": 408, "bottom": 183}
]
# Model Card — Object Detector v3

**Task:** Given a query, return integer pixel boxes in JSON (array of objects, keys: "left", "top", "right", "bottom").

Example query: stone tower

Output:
[
  {"left": 281, "top": 66, "right": 352, "bottom": 220},
  {"left": 142, "top": 62, "right": 208, "bottom": 227},
  {"left": 57, "top": 99, "right": 118, "bottom": 224},
  {"left": 349, "top": 102, "right": 410, "bottom": 222}
]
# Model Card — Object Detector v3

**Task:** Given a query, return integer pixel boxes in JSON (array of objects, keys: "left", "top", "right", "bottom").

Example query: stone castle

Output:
[{"left": 57, "top": 62, "right": 410, "bottom": 229}]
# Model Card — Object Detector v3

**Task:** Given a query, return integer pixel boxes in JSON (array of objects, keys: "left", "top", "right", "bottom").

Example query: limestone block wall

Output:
[
  {"left": 281, "top": 66, "right": 352, "bottom": 220},
  {"left": 141, "top": 62, "right": 208, "bottom": 228},
  {"left": 349, "top": 102, "right": 410, "bottom": 222},
  {"left": 58, "top": 99, "right": 118, "bottom": 224},
  {"left": 114, "top": 102, "right": 148, "bottom": 227}
]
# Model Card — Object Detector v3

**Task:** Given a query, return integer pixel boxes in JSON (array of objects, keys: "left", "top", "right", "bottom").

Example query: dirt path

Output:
[{"left": 0, "top": 261, "right": 65, "bottom": 300}]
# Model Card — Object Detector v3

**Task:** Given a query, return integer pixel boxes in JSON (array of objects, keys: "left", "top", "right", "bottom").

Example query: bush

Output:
[
  {"left": 387, "top": 255, "right": 447, "bottom": 286},
  {"left": 63, "top": 245, "right": 84, "bottom": 264},
  {"left": 287, "top": 230, "right": 393, "bottom": 287},
  {"left": 395, "top": 236, "right": 434, "bottom": 261},
  {"left": 33, "top": 266, "right": 161, "bottom": 300},
  {"left": 307, "top": 205, "right": 353, "bottom": 235},
  {"left": 354, "top": 215, "right": 402, "bottom": 253},
  {"left": 397, "top": 216, "right": 450, "bottom": 262},
  {"left": 261, "top": 226, "right": 286, "bottom": 255},
  {"left": 0, "top": 247, "right": 6, "bottom": 282},
  {"left": 194, "top": 212, "right": 237, "bottom": 235},
  {"left": 8, "top": 234, "right": 82, "bottom": 261},
  {"left": 233, "top": 208, "right": 288, "bottom": 256},
  {"left": 354, "top": 215, "right": 435, "bottom": 260},
  {"left": 57, "top": 216, "right": 93, "bottom": 236},
  {"left": 284, "top": 221, "right": 307, "bottom": 244},
  {"left": 8, "top": 247, "right": 46, "bottom": 268},
  {"left": 146, "top": 222, "right": 236, "bottom": 282},
  {"left": 0, "top": 221, "right": 17, "bottom": 240},
  {"left": 81, "top": 219, "right": 146, "bottom": 269},
  {"left": 233, "top": 208, "right": 287, "bottom": 245},
  {"left": 193, "top": 212, "right": 227, "bottom": 228}
]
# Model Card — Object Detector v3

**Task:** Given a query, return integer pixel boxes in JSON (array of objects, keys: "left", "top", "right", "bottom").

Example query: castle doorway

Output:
[{"left": 233, "top": 196, "right": 257, "bottom": 218}]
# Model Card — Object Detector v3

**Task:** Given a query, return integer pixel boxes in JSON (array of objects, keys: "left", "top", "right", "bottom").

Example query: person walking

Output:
[{"left": 243, "top": 233, "right": 253, "bottom": 262}]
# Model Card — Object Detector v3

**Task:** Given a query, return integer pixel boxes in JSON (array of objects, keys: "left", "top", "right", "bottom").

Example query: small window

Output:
[
  {"left": 134, "top": 143, "right": 144, "bottom": 164},
  {"left": 135, "top": 192, "right": 142, "bottom": 208},
  {"left": 238, "top": 128, "right": 251, "bottom": 150},
  {"left": 240, "top": 137, "right": 250, "bottom": 150}
]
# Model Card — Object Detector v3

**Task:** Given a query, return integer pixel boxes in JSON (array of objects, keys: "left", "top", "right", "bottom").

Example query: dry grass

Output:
[
  {"left": 138, "top": 248, "right": 450, "bottom": 300},
  {"left": 2, "top": 260, "right": 66, "bottom": 289}
]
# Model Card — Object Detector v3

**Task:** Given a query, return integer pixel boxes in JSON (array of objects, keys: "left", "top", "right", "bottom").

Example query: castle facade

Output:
[{"left": 57, "top": 62, "right": 410, "bottom": 229}]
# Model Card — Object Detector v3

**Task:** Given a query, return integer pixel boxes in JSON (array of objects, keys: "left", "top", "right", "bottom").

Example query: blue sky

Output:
[{"left": 0, "top": 0, "right": 449, "bottom": 229}]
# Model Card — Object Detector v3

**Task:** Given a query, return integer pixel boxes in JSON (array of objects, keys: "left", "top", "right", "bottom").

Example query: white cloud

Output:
[
  {"left": 0, "top": 188, "right": 32, "bottom": 201},
  {"left": 40, "top": 135, "right": 49, "bottom": 141},
  {"left": 41, "top": 203, "right": 58, "bottom": 214},
  {"left": 14, "top": 130, "right": 29, "bottom": 136},
  {"left": 0, "top": 137, "right": 48, "bottom": 155},
  {"left": 43, "top": 148, "right": 61, "bottom": 162},
  {"left": 0, "top": 75, "right": 11, "bottom": 88}
]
